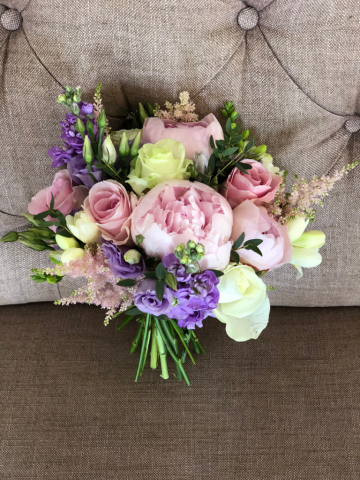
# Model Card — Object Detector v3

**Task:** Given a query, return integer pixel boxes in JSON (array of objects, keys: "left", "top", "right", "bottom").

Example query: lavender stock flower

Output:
[
  {"left": 162, "top": 254, "right": 192, "bottom": 282},
  {"left": 67, "top": 155, "right": 103, "bottom": 189},
  {"left": 101, "top": 243, "right": 145, "bottom": 279},
  {"left": 134, "top": 279, "right": 173, "bottom": 316}
]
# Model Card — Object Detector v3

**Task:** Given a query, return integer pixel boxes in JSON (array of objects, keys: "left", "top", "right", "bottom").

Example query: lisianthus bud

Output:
[
  {"left": 97, "top": 109, "right": 107, "bottom": 129},
  {"left": 83, "top": 135, "right": 94, "bottom": 164},
  {"left": 130, "top": 131, "right": 141, "bottom": 159},
  {"left": 124, "top": 249, "right": 142, "bottom": 265},
  {"left": 102, "top": 135, "right": 117, "bottom": 165},
  {"left": 119, "top": 132, "right": 130, "bottom": 158},
  {"left": 75, "top": 118, "right": 85, "bottom": 134},
  {"left": 0, "top": 231, "right": 18, "bottom": 242},
  {"left": 61, "top": 247, "right": 85, "bottom": 264},
  {"left": 55, "top": 234, "right": 79, "bottom": 250},
  {"left": 139, "top": 103, "right": 149, "bottom": 124}
]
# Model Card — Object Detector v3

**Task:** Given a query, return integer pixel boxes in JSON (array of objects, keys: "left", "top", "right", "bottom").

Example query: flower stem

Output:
[
  {"left": 169, "top": 320, "right": 196, "bottom": 365},
  {"left": 155, "top": 321, "right": 169, "bottom": 380},
  {"left": 155, "top": 318, "right": 190, "bottom": 386},
  {"left": 150, "top": 319, "right": 158, "bottom": 370},
  {"left": 160, "top": 320, "right": 182, "bottom": 380},
  {"left": 130, "top": 321, "right": 143, "bottom": 353},
  {"left": 134, "top": 313, "right": 151, "bottom": 382},
  {"left": 191, "top": 330, "right": 205, "bottom": 354}
]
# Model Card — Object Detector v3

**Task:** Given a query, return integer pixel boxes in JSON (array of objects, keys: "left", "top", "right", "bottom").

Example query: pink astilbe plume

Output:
[
  {"left": 267, "top": 161, "right": 359, "bottom": 223},
  {"left": 46, "top": 245, "right": 136, "bottom": 325}
]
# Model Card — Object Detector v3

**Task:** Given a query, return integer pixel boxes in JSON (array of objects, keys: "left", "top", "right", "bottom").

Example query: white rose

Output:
[
  {"left": 66, "top": 211, "right": 101, "bottom": 244},
  {"left": 213, "top": 263, "right": 269, "bottom": 341}
]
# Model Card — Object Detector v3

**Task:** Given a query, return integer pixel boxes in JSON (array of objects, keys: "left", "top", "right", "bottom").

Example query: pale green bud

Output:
[
  {"left": 124, "top": 249, "right": 142, "bottom": 265},
  {"left": 196, "top": 243, "right": 205, "bottom": 254},
  {"left": 119, "top": 132, "right": 130, "bottom": 158},
  {"left": 57, "top": 94, "right": 66, "bottom": 104},
  {"left": 102, "top": 135, "right": 117, "bottom": 165},
  {"left": 292, "top": 231, "right": 326, "bottom": 249},
  {"left": 55, "top": 234, "right": 79, "bottom": 251},
  {"left": 97, "top": 109, "right": 107, "bottom": 129},
  {"left": 180, "top": 255, "right": 190, "bottom": 265},
  {"left": 187, "top": 240, "right": 196, "bottom": 250},
  {"left": 61, "top": 247, "right": 85, "bottom": 264},
  {"left": 139, "top": 103, "right": 149, "bottom": 124},
  {"left": 130, "top": 131, "right": 141, "bottom": 158},
  {"left": 83, "top": 135, "right": 94, "bottom": 164},
  {"left": 75, "top": 118, "right": 85, "bottom": 134}
]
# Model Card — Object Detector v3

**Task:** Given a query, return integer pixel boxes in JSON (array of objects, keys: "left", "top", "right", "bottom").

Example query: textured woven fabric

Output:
[
  {"left": 0, "top": 0, "right": 359, "bottom": 305},
  {"left": 1, "top": 302, "right": 359, "bottom": 479}
]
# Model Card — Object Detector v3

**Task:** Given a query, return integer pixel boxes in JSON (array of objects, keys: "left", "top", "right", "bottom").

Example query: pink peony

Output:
[
  {"left": 84, "top": 180, "right": 137, "bottom": 245},
  {"left": 142, "top": 114, "right": 224, "bottom": 160},
  {"left": 131, "top": 179, "right": 233, "bottom": 271},
  {"left": 231, "top": 200, "right": 293, "bottom": 271},
  {"left": 222, "top": 161, "right": 282, "bottom": 209},
  {"left": 28, "top": 170, "right": 86, "bottom": 217}
]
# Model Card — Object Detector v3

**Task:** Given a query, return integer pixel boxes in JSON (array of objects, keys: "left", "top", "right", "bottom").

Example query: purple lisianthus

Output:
[
  {"left": 101, "top": 243, "right": 145, "bottom": 279},
  {"left": 162, "top": 254, "right": 192, "bottom": 282},
  {"left": 67, "top": 155, "right": 103, "bottom": 189},
  {"left": 134, "top": 279, "right": 173, "bottom": 316}
]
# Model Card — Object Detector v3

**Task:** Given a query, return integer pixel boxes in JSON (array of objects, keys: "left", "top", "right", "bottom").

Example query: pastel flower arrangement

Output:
[{"left": 2, "top": 84, "right": 358, "bottom": 385}]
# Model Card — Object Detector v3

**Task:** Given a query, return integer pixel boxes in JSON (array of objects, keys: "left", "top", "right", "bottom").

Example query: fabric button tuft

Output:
[
  {"left": 345, "top": 116, "right": 360, "bottom": 133},
  {"left": 1, "top": 8, "right": 22, "bottom": 31},
  {"left": 0, "top": 5, "right": 7, "bottom": 17},
  {"left": 237, "top": 7, "right": 259, "bottom": 31}
]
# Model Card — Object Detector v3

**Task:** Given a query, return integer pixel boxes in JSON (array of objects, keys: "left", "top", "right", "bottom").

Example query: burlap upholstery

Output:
[
  {"left": 0, "top": 1, "right": 359, "bottom": 306},
  {"left": 1, "top": 302, "right": 359, "bottom": 479}
]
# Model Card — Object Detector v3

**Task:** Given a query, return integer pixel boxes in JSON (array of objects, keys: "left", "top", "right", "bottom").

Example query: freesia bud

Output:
[
  {"left": 55, "top": 234, "right": 79, "bottom": 250},
  {"left": 61, "top": 248, "right": 85, "bottom": 264},
  {"left": 130, "top": 131, "right": 141, "bottom": 158},
  {"left": 124, "top": 249, "right": 142, "bottom": 265},
  {"left": 119, "top": 132, "right": 130, "bottom": 158},
  {"left": 82, "top": 135, "right": 94, "bottom": 164},
  {"left": 286, "top": 216, "right": 309, "bottom": 243},
  {"left": 102, "top": 135, "right": 117, "bottom": 165}
]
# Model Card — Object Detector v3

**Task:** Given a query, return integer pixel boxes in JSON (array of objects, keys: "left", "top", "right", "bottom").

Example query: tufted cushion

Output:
[{"left": 0, "top": 0, "right": 359, "bottom": 306}]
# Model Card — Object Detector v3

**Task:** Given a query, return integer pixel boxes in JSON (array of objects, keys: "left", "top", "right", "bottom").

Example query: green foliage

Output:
[
  {"left": 30, "top": 268, "right": 64, "bottom": 284},
  {"left": 207, "top": 269, "right": 224, "bottom": 277},
  {"left": 117, "top": 279, "right": 137, "bottom": 287}
]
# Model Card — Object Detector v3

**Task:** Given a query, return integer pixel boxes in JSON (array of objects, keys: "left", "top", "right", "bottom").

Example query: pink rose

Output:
[
  {"left": 131, "top": 179, "right": 233, "bottom": 271},
  {"left": 231, "top": 200, "right": 293, "bottom": 271},
  {"left": 28, "top": 170, "right": 87, "bottom": 217},
  {"left": 142, "top": 114, "right": 224, "bottom": 160},
  {"left": 222, "top": 161, "right": 282, "bottom": 209},
  {"left": 84, "top": 180, "right": 137, "bottom": 245}
]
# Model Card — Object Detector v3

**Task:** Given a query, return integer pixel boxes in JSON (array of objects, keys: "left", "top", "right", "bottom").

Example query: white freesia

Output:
[
  {"left": 61, "top": 247, "right": 85, "bottom": 264},
  {"left": 66, "top": 211, "right": 101, "bottom": 244},
  {"left": 194, "top": 152, "right": 208, "bottom": 174},
  {"left": 261, "top": 154, "right": 284, "bottom": 176},
  {"left": 213, "top": 263, "right": 269, "bottom": 341},
  {"left": 286, "top": 216, "right": 326, "bottom": 278}
]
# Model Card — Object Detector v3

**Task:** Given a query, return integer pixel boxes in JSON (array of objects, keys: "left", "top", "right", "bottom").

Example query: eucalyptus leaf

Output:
[
  {"left": 117, "top": 279, "right": 137, "bottom": 287},
  {"left": 155, "top": 262, "right": 166, "bottom": 280},
  {"left": 232, "top": 232, "right": 245, "bottom": 250},
  {"left": 230, "top": 250, "right": 240, "bottom": 264},
  {"left": 207, "top": 269, "right": 224, "bottom": 277},
  {"left": 156, "top": 279, "right": 165, "bottom": 301}
]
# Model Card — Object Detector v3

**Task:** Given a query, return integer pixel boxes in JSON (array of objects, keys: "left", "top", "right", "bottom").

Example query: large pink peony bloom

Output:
[
  {"left": 28, "top": 170, "right": 87, "bottom": 217},
  {"left": 131, "top": 180, "right": 233, "bottom": 271},
  {"left": 231, "top": 200, "right": 293, "bottom": 271},
  {"left": 84, "top": 180, "right": 138, "bottom": 245},
  {"left": 142, "top": 114, "right": 224, "bottom": 160},
  {"left": 222, "top": 161, "right": 282, "bottom": 209}
]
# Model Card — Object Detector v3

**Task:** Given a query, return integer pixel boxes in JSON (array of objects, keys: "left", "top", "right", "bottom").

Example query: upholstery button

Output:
[
  {"left": 237, "top": 7, "right": 259, "bottom": 30},
  {"left": 345, "top": 116, "right": 360, "bottom": 133},
  {"left": 1, "top": 8, "right": 22, "bottom": 31}
]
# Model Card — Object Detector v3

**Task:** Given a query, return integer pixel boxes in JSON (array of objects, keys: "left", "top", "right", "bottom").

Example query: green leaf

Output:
[
  {"left": 125, "top": 307, "right": 142, "bottom": 316},
  {"left": 226, "top": 117, "right": 232, "bottom": 135},
  {"left": 230, "top": 250, "right": 240, "bottom": 264},
  {"left": 50, "top": 256, "right": 63, "bottom": 266},
  {"left": 144, "top": 271, "right": 157, "bottom": 279},
  {"left": 208, "top": 155, "right": 215, "bottom": 174},
  {"left": 18, "top": 238, "right": 54, "bottom": 251},
  {"left": 209, "top": 135, "right": 215, "bottom": 149},
  {"left": 232, "top": 232, "right": 245, "bottom": 250},
  {"left": 164, "top": 273, "right": 177, "bottom": 291},
  {"left": 136, "top": 234, "right": 144, "bottom": 245},
  {"left": 244, "top": 138, "right": 254, "bottom": 151},
  {"left": 208, "top": 269, "right": 224, "bottom": 277},
  {"left": 54, "top": 210, "right": 67, "bottom": 227},
  {"left": 157, "top": 314, "right": 168, "bottom": 321},
  {"left": 156, "top": 279, "right": 165, "bottom": 301},
  {"left": 215, "top": 139, "right": 229, "bottom": 147},
  {"left": 222, "top": 146, "right": 239, "bottom": 156},
  {"left": 55, "top": 227, "right": 73, "bottom": 238},
  {"left": 50, "top": 193, "right": 55, "bottom": 210},
  {"left": 235, "top": 162, "right": 251, "bottom": 175},
  {"left": 117, "top": 279, "right": 137, "bottom": 287},
  {"left": 244, "top": 239, "right": 263, "bottom": 248},
  {"left": 0, "top": 231, "right": 19, "bottom": 242},
  {"left": 30, "top": 275, "right": 47, "bottom": 283},
  {"left": 155, "top": 262, "right": 166, "bottom": 280},
  {"left": 245, "top": 245, "right": 263, "bottom": 256},
  {"left": 33, "top": 211, "right": 50, "bottom": 220},
  {"left": 117, "top": 315, "right": 136, "bottom": 330},
  {"left": 241, "top": 129, "right": 249, "bottom": 139}
]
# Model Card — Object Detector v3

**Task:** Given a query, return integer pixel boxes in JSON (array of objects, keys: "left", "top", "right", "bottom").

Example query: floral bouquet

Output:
[{"left": 2, "top": 85, "right": 358, "bottom": 385}]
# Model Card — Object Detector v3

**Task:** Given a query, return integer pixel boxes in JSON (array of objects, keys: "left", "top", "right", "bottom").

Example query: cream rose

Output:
[
  {"left": 126, "top": 139, "right": 193, "bottom": 195},
  {"left": 213, "top": 263, "right": 269, "bottom": 341},
  {"left": 66, "top": 211, "right": 101, "bottom": 244}
]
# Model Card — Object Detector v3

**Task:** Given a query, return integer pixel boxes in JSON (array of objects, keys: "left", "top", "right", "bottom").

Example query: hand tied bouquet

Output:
[{"left": 2, "top": 85, "right": 358, "bottom": 385}]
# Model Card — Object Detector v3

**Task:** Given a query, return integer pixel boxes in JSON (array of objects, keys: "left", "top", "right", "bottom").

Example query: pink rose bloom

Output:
[
  {"left": 231, "top": 200, "right": 293, "bottom": 271},
  {"left": 84, "top": 180, "right": 137, "bottom": 245},
  {"left": 222, "top": 161, "right": 282, "bottom": 209},
  {"left": 142, "top": 114, "right": 224, "bottom": 160},
  {"left": 28, "top": 170, "right": 87, "bottom": 217},
  {"left": 131, "top": 179, "right": 233, "bottom": 271}
]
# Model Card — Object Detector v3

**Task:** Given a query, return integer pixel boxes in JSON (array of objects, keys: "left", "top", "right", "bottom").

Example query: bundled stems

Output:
[
  {"left": 160, "top": 319, "right": 183, "bottom": 380},
  {"left": 134, "top": 314, "right": 151, "bottom": 382},
  {"left": 130, "top": 319, "right": 144, "bottom": 353},
  {"left": 150, "top": 318, "right": 158, "bottom": 370},
  {"left": 155, "top": 323, "right": 169, "bottom": 379}
]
